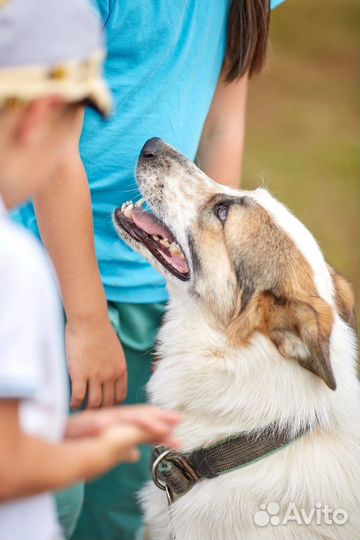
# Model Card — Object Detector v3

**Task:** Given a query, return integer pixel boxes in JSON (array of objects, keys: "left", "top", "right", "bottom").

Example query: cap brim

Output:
[
  {"left": 82, "top": 76, "right": 112, "bottom": 118},
  {"left": 0, "top": 50, "right": 112, "bottom": 117}
]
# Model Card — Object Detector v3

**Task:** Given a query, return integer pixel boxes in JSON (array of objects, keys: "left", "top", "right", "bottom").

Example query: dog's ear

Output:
[
  {"left": 265, "top": 293, "right": 336, "bottom": 390},
  {"left": 328, "top": 266, "right": 356, "bottom": 329},
  {"left": 228, "top": 291, "right": 336, "bottom": 390}
]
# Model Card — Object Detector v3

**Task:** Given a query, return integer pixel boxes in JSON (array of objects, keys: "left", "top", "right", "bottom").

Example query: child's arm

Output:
[
  {"left": 33, "top": 108, "right": 127, "bottom": 410},
  {"left": 0, "top": 401, "right": 180, "bottom": 502},
  {"left": 196, "top": 67, "right": 248, "bottom": 189}
]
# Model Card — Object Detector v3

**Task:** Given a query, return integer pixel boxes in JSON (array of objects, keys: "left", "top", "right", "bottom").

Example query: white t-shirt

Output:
[{"left": 0, "top": 197, "right": 68, "bottom": 540}]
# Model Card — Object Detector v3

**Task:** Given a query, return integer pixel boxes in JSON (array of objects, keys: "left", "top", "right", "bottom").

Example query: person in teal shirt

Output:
[{"left": 13, "top": 1, "right": 285, "bottom": 539}]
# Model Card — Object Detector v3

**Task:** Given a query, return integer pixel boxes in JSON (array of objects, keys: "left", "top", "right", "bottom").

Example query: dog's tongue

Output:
[
  {"left": 132, "top": 207, "right": 189, "bottom": 274},
  {"left": 161, "top": 251, "right": 189, "bottom": 274},
  {"left": 132, "top": 207, "right": 173, "bottom": 240}
]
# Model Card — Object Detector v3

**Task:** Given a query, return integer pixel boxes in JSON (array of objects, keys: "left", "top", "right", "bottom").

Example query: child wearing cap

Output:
[{"left": 0, "top": 1, "right": 180, "bottom": 539}]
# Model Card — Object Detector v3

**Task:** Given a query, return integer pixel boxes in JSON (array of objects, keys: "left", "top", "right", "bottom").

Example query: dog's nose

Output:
[{"left": 140, "top": 137, "right": 165, "bottom": 158}]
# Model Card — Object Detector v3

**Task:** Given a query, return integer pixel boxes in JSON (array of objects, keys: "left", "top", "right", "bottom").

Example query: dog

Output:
[{"left": 114, "top": 138, "right": 360, "bottom": 540}]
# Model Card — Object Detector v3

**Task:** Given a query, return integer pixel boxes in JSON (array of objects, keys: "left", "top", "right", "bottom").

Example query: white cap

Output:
[{"left": 0, "top": 0, "right": 112, "bottom": 115}]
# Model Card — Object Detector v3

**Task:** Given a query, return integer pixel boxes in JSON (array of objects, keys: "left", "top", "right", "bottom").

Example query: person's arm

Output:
[
  {"left": 33, "top": 108, "right": 127, "bottom": 410},
  {"left": 0, "top": 401, "right": 180, "bottom": 502},
  {"left": 196, "top": 67, "right": 248, "bottom": 188}
]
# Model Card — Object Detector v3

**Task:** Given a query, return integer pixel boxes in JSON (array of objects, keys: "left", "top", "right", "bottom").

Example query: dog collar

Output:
[{"left": 151, "top": 423, "right": 313, "bottom": 504}]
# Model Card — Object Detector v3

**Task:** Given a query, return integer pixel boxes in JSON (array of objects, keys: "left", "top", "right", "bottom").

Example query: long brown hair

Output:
[{"left": 226, "top": 0, "right": 270, "bottom": 82}]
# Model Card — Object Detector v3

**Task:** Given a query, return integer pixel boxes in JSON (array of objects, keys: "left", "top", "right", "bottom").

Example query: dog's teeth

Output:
[
  {"left": 169, "top": 242, "right": 180, "bottom": 255},
  {"left": 152, "top": 235, "right": 160, "bottom": 241},
  {"left": 121, "top": 203, "right": 126, "bottom": 212},
  {"left": 124, "top": 204, "right": 133, "bottom": 219},
  {"left": 135, "top": 198, "right": 145, "bottom": 208},
  {"left": 169, "top": 242, "right": 184, "bottom": 257},
  {"left": 160, "top": 238, "right": 171, "bottom": 248}
]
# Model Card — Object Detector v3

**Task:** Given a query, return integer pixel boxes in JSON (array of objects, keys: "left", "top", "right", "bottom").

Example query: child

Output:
[{"left": 0, "top": 1, "right": 179, "bottom": 539}]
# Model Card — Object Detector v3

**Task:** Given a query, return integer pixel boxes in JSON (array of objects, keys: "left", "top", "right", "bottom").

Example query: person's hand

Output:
[
  {"left": 79, "top": 406, "right": 182, "bottom": 478},
  {"left": 66, "top": 316, "right": 128, "bottom": 410},
  {"left": 65, "top": 405, "right": 181, "bottom": 448}
]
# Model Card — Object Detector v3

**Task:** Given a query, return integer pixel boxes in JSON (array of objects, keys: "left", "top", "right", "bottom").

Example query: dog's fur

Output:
[{"left": 114, "top": 141, "right": 360, "bottom": 540}]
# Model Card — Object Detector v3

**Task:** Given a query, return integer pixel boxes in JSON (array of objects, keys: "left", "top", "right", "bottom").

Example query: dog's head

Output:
[{"left": 114, "top": 138, "right": 354, "bottom": 391}]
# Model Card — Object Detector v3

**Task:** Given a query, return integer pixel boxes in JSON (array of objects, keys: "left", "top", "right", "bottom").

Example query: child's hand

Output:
[
  {"left": 98, "top": 423, "right": 170, "bottom": 466},
  {"left": 79, "top": 406, "right": 182, "bottom": 477},
  {"left": 65, "top": 405, "right": 182, "bottom": 449}
]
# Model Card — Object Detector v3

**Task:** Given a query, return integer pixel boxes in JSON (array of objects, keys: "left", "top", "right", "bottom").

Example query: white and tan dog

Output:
[{"left": 114, "top": 138, "right": 360, "bottom": 540}]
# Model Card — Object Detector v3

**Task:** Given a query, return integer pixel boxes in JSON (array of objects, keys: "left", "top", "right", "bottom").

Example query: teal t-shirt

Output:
[{"left": 12, "top": 0, "right": 284, "bottom": 303}]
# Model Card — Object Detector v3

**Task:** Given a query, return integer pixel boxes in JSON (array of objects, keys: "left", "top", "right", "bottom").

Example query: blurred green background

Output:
[{"left": 243, "top": 0, "right": 359, "bottom": 317}]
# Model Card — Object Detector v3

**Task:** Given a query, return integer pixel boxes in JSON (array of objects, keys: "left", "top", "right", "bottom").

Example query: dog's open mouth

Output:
[{"left": 114, "top": 200, "right": 190, "bottom": 281}]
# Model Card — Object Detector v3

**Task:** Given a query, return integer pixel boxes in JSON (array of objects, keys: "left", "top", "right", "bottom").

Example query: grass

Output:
[{"left": 243, "top": 0, "right": 359, "bottom": 317}]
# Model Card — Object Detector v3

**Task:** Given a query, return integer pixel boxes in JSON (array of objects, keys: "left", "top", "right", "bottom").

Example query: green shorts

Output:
[{"left": 56, "top": 301, "right": 166, "bottom": 540}]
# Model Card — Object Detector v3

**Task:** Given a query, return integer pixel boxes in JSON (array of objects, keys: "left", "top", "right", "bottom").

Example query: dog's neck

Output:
[{"left": 149, "top": 289, "right": 358, "bottom": 451}]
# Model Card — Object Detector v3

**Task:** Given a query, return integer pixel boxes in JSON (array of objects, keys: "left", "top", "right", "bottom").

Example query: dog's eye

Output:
[{"left": 215, "top": 203, "right": 229, "bottom": 223}]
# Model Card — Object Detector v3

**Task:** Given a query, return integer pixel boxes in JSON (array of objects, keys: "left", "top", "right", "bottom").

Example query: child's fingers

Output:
[
  {"left": 104, "top": 424, "right": 164, "bottom": 449},
  {"left": 103, "top": 405, "right": 182, "bottom": 430},
  {"left": 115, "top": 446, "right": 141, "bottom": 463},
  {"left": 109, "top": 412, "right": 180, "bottom": 443},
  {"left": 105, "top": 424, "right": 182, "bottom": 454},
  {"left": 133, "top": 417, "right": 180, "bottom": 441},
  {"left": 160, "top": 437, "right": 182, "bottom": 449},
  {"left": 145, "top": 406, "right": 182, "bottom": 424},
  {"left": 86, "top": 406, "right": 182, "bottom": 447},
  {"left": 65, "top": 413, "right": 103, "bottom": 439},
  {"left": 125, "top": 448, "right": 141, "bottom": 463}
]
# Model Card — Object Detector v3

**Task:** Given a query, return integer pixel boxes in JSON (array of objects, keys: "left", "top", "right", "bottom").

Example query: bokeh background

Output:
[{"left": 243, "top": 0, "right": 359, "bottom": 318}]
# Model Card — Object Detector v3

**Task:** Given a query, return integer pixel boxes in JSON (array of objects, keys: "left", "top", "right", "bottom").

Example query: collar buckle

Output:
[{"left": 151, "top": 447, "right": 199, "bottom": 503}]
